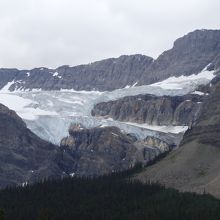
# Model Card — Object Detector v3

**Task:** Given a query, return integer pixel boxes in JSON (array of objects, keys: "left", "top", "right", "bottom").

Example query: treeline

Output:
[{"left": 0, "top": 166, "right": 219, "bottom": 220}]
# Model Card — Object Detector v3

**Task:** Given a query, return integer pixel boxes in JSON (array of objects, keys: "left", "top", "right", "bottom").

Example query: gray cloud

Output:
[{"left": 0, "top": 0, "right": 219, "bottom": 69}]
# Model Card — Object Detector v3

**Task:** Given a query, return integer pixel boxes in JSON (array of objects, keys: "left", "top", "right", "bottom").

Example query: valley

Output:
[{"left": 0, "top": 29, "right": 220, "bottom": 198}]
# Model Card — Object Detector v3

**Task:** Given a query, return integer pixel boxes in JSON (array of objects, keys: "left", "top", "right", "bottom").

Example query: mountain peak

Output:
[{"left": 173, "top": 29, "right": 220, "bottom": 50}]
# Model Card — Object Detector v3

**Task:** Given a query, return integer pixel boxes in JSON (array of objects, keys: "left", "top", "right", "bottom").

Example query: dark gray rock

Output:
[
  {"left": 0, "top": 104, "right": 63, "bottom": 187},
  {"left": 59, "top": 125, "right": 141, "bottom": 176},
  {"left": 59, "top": 124, "right": 174, "bottom": 176},
  {"left": 92, "top": 94, "right": 204, "bottom": 126}
]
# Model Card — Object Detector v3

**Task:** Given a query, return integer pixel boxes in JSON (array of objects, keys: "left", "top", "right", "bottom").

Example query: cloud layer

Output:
[{"left": 0, "top": 0, "right": 219, "bottom": 69}]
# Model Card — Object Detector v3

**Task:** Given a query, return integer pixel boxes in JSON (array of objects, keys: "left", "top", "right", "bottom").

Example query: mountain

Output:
[
  {"left": 0, "top": 29, "right": 220, "bottom": 92},
  {"left": 0, "top": 55, "right": 153, "bottom": 91},
  {"left": 0, "top": 103, "right": 175, "bottom": 187},
  {"left": 139, "top": 29, "right": 220, "bottom": 85},
  {"left": 0, "top": 104, "right": 63, "bottom": 187},
  {"left": 135, "top": 75, "right": 220, "bottom": 198},
  {"left": 0, "top": 28, "right": 220, "bottom": 190}
]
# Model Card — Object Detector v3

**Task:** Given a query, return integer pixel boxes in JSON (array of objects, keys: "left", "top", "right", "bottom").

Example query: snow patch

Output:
[
  {"left": 202, "top": 63, "right": 212, "bottom": 71},
  {"left": 191, "top": 91, "right": 205, "bottom": 95},
  {"left": 53, "top": 72, "right": 59, "bottom": 77},
  {"left": 69, "top": 173, "right": 75, "bottom": 177},
  {"left": 22, "top": 182, "right": 28, "bottom": 187},
  {"left": 122, "top": 122, "right": 188, "bottom": 134},
  {"left": 52, "top": 72, "right": 62, "bottom": 79},
  {"left": 31, "top": 88, "right": 42, "bottom": 92},
  {"left": 132, "top": 82, "right": 138, "bottom": 87},
  {"left": 124, "top": 85, "right": 131, "bottom": 89},
  {"left": 1, "top": 80, "right": 15, "bottom": 92},
  {"left": 150, "top": 70, "right": 215, "bottom": 90},
  {"left": 111, "top": 132, "right": 119, "bottom": 137},
  {"left": 60, "top": 88, "right": 103, "bottom": 95}
]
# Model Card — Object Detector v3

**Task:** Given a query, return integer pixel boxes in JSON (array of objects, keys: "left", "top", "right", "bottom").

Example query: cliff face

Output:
[
  {"left": 92, "top": 94, "right": 204, "bottom": 126},
  {"left": 136, "top": 77, "right": 220, "bottom": 198},
  {"left": 59, "top": 125, "right": 140, "bottom": 176},
  {"left": 0, "top": 29, "right": 220, "bottom": 92},
  {"left": 58, "top": 124, "right": 174, "bottom": 176},
  {"left": 139, "top": 29, "right": 220, "bottom": 85}
]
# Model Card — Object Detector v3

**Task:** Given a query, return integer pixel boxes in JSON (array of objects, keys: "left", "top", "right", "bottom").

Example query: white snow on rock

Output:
[
  {"left": 31, "top": 88, "right": 42, "bottom": 92},
  {"left": 191, "top": 91, "right": 205, "bottom": 95},
  {"left": 53, "top": 72, "right": 59, "bottom": 77},
  {"left": 69, "top": 173, "right": 75, "bottom": 177},
  {"left": 132, "top": 82, "right": 138, "bottom": 87},
  {"left": 52, "top": 72, "right": 62, "bottom": 79},
  {"left": 124, "top": 85, "right": 131, "bottom": 89},
  {"left": 1, "top": 80, "right": 15, "bottom": 92},
  {"left": 150, "top": 70, "right": 215, "bottom": 90},
  {"left": 121, "top": 122, "right": 188, "bottom": 134},
  {"left": 202, "top": 63, "right": 212, "bottom": 71}
]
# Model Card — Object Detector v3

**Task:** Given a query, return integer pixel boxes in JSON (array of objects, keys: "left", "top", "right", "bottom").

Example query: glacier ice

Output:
[{"left": 0, "top": 69, "right": 216, "bottom": 145}]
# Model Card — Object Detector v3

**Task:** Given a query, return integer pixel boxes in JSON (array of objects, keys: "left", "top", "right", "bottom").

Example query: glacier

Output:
[{"left": 0, "top": 69, "right": 216, "bottom": 145}]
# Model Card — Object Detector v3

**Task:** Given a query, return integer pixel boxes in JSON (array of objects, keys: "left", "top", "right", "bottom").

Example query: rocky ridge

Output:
[{"left": 0, "top": 29, "right": 220, "bottom": 92}]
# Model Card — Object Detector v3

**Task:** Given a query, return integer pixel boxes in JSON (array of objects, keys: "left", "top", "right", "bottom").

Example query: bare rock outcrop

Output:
[{"left": 92, "top": 94, "right": 204, "bottom": 126}]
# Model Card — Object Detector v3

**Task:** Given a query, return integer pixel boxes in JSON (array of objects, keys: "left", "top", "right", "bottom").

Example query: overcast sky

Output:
[{"left": 0, "top": 0, "right": 219, "bottom": 69}]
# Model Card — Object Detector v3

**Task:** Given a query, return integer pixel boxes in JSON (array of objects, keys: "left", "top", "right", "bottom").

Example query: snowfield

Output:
[{"left": 0, "top": 69, "right": 216, "bottom": 144}]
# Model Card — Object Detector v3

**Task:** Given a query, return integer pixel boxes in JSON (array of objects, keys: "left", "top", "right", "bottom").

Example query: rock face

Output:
[
  {"left": 92, "top": 94, "right": 204, "bottom": 126},
  {"left": 0, "top": 104, "right": 62, "bottom": 187},
  {"left": 181, "top": 75, "right": 220, "bottom": 147},
  {"left": 59, "top": 125, "right": 140, "bottom": 176},
  {"left": 136, "top": 77, "right": 220, "bottom": 198},
  {"left": 0, "top": 55, "right": 153, "bottom": 91},
  {"left": 59, "top": 124, "right": 174, "bottom": 176},
  {"left": 0, "top": 29, "right": 220, "bottom": 91},
  {"left": 142, "top": 136, "right": 171, "bottom": 152}
]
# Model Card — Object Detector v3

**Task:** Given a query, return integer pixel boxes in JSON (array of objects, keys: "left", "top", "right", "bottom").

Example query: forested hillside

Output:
[{"left": 0, "top": 167, "right": 220, "bottom": 220}]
